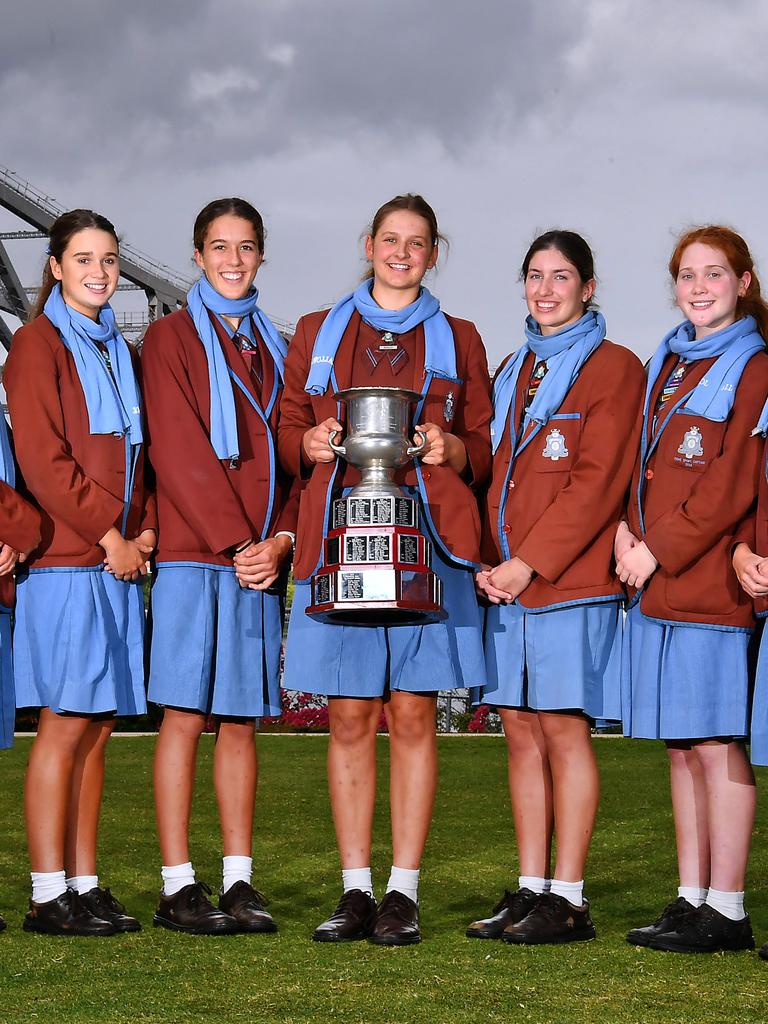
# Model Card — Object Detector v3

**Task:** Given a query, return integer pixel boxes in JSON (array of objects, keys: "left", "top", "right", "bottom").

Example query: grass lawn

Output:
[{"left": 0, "top": 735, "right": 766, "bottom": 1023}]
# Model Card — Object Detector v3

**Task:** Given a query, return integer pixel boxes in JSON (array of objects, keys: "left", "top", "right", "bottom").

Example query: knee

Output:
[
  {"left": 161, "top": 709, "right": 207, "bottom": 742},
  {"left": 387, "top": 705, "right": 435, "bottom": 745},
  {"left": 330, "top": 707, "right": 378, "bottom": 748}
]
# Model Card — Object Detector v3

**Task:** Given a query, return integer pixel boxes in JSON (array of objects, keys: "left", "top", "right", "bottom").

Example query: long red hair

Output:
[{"left": 668, "top": 225, "right": 768, "bottom": 342}]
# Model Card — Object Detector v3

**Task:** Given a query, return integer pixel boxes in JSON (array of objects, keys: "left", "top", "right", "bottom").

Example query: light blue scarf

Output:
[
  {"left": 490, "top": 310, "right": 606, "bottom": 453},
  {"left": 44, "top": 284, "right": 143, "bottom": 444},
  {"left": 186, "top": 275, "right": 288, "bottom": 461},
  {"left": 644, "top": 317, "right": 764, "bottom": 432},
  {"left": 0, "top": 414, "right": 15, "bottom": 489},
  {"left": 304, "top": 280, "right": 457, "bottom": 395}
]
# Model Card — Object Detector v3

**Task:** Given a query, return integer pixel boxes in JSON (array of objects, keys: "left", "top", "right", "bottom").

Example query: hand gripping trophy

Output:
[{"left": 307, "top": 386, "right": 446, "bottom": 625}]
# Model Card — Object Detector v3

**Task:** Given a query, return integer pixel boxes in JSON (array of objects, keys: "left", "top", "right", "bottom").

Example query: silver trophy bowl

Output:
[{"left": 328, "top": 387, "right": 426, "bottom": 497}]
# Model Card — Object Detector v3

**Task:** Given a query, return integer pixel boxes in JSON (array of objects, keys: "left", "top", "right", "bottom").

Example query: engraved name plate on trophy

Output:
[{"left": 307, "top": 386, "right": 446, "bottom": 625}]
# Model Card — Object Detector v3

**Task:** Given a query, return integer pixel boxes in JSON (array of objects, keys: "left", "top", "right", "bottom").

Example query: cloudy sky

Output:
[{"left": 1, "top": 0, "right": 767, "bottom": 365}]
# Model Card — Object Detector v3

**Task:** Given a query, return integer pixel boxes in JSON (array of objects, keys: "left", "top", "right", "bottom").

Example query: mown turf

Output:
[{"left": 0, "top": 736, "right": 766, "bottom": 1023}]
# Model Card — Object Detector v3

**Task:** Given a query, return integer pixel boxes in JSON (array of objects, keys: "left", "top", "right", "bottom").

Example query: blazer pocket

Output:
[
  {"left": 533, "top": 413, "right": 581, "bottom": 474},
  {"left": 663, "top": 415, "right": 726, "bottom": 474}
]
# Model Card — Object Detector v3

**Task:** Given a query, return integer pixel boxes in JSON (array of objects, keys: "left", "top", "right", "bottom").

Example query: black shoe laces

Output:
[
  {"left": 378, "top": 891, "right": 415, "bottom": 921},
  {"left": 91, "top": 887, "right": 126, "bottom": 914},
  {"left": 653, "top": 897, "right": 692, "bottom": 928}
]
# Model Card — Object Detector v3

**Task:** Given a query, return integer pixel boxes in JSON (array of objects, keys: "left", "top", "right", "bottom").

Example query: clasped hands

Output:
[
  {"left": 732, "top": 542, "right": 768, "bottom": 599},
  {"left": 476, "top": 557, "right": 534, "bottom": 604},
  {"left": 233, "top": 535, "right": 293, "bottom": 590},
  {"left": 614, "top": 521, "right": 658, "bottom": 589},
  {"left": 100, "top": 527, "right": 156, "bottom": 582}
]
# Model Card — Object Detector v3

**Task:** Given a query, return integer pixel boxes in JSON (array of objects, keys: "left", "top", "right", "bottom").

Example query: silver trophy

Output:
[{"left": 307, "top": 386, "right": 446, "bottom": 625}]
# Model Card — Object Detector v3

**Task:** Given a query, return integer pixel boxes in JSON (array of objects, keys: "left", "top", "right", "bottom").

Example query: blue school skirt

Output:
[
  {"left": 621, "top": 603, "right": 751, "bottom": 740},
  {"left": 0, "top": 610, "right": 14, "bottom": 748},
  {"left": 148, "top": 562, "right": 283, "bottom": 718},
  {"left": 472, "top": 599, "right": 622, "bottom": 719},
  {"left": 13, "top": 566, "right": 146, "bottom": 717},
  {"left": 282, "top": 542, "right": 486, "bottom": 698},
  {"left": 749, "top": 621, "right": 768, "bottom": 765}
]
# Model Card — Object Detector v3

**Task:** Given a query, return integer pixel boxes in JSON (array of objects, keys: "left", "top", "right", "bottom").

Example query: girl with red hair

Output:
[{"left": 618, "top": 226, "right": 768, "bottom": 955}]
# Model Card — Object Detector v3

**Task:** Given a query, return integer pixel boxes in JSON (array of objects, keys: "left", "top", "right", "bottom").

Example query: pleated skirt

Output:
[
  {"left": 14, "top": 566, "right": 146, "bottom": 716},
  {"left": 472, "top": 598, "right": 622, "bottom": 720},
  {"left": 621, "top": 603, "right": 751, "bottom": 740},
  {"left": 0, "top": 611, "right": 14, "bottom": 747},
  {"left": 148, "top": 562, "right": 284, "bottom": 717}
]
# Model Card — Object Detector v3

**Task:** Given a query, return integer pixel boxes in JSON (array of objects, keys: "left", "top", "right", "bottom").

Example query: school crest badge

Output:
[
  {"left": 542, "top": 428, "right": 569, "bottom": 461},
  {"left": 678, "top": 426, "right": 704, "bottom": 459},
  {"left": 443, "top": 390, "right": 455, "bottom": 423}
]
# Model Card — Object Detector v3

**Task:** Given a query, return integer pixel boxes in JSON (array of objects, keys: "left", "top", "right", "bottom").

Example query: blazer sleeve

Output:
[
  {"left": 452, "top": 323, "right": 492, "bottom": 489},
  {"left": 277, "top": 316, "right": 317, "bottom": 479},
  {"left": 516, "top": 352, "right": 645, "bottom": 582},
  {"left": 4, "top": 329, "right": 124, "bottom": 544},
  {"left": 0, "top": 479, "right": 40, "bottom": 554},
  {"left": 140, "top": 321, "right": 252, "bottom": 554},
  {"left": 643, "top": 359, "right": 768, "bottom": 576}
]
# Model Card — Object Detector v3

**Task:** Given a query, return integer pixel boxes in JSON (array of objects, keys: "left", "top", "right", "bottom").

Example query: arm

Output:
[
  {"left": 277, "top": 317, "right": 324, "bottom": 478},
  {"left": 4, "top": 329, "right": 124, "bottom": 544},
  {"left": 140, "top": 321, "right": 252, "bottom": 555},
  {"left": 449, "top": 322, "right": 493, "bottom": 488}
]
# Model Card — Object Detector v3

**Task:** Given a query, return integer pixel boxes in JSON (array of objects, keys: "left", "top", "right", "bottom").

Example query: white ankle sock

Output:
[
  {"left": 31, "top": 869, "right": 67, "bottom": 904},
  {"left": 222, "top": 855, "right": 252, "bottom": 894},
  {"left": 65, "top": 874, "right": 98, "bottom": 894},
  {"left": 550, "top": 878, "right": 584, "bottom": 906},
  {"left": 518, "top": 875, "right": 550, "bottom": 895},
  {"left": 706, "top": 887, "right": 746, "bottom": 921},
  {"left": 678, "top": 885, "right": 707, "bottom": 908},
  {"left": 161, "top": 861, "right": 195, "bottom": 897},
  {"left": 342, "top": 867, "right": 373, "bottom": 897},
  {"left": 386, "top": 866, "right": 419, "bottom": 903}
]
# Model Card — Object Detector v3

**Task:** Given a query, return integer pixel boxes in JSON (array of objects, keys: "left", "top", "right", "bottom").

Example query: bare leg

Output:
[
  {"left": 327, "top": 698, "right": 381, "bottom": 868},
  {"left": 214, "top": 720, "right": 257, "bottom": 856},
  {"left": 498, "top": 708, "right": 553, "bottom": 879},
  {"left": 154, "top": 708, "right": 207, "bottom": 865},
  {"left": 696, "top": 740, "right": 756, "bottom": 892},
  {"left": 64, "top": 717, "right": 116, "bottom": 876},
  {"left": 538, "top": 712, "right": 599, "bottom": 883},
  {"left": 667, "top": 742, "right": 710, "bottom": 888},
  {"left": 25, "top": 709, "right": 93, "bottom": 872},
  {"left": 385, "top": 692, "right": 437, "bottom": 870}
]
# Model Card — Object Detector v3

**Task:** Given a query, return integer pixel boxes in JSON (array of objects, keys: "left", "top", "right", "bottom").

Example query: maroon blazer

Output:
[
  {"left": 4, "top": 316, "right": 156, "bottom": 569},
  {"left": 278, "top": 309, "right": 492, "bottom": 581},
  {"left": 141, "top": 309, "right": 298, "bottom": 565},
  {"left": 483, "top": 341, "right": 645, "bottom": 608},
  {"left": 626, "top": 350, "right": 768, "bottom": 628}
]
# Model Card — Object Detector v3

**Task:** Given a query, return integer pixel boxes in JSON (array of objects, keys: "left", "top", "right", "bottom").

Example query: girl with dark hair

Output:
[
  {"left": 5, "top": 209, "right": 156, "bottom": 935},
  {"left": 467, "top": 230, "right": 644, "bottom": 945},
  {"left": 618, "top": 225, "right": 768, "bottom": 955},
  {"left": 279, "top": 194, "right": 492, "bottom": 946},
  {"left": 141, "top": 198, "right": 296, "bottom": 935}
]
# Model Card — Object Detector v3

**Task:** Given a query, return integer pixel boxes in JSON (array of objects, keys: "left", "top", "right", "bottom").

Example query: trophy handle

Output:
[
  {"left": 407, "top": 431, "right": 427, "bottom": 458},
  {"left": 328, "top": 430, "right": 346, "bottom": 457}
]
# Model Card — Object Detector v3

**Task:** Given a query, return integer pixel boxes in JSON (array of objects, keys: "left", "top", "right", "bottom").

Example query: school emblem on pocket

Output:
[
  {"left": 678, "top": 426, "right": 704, "bottom": 459},
  {"left": 443, "top": 390, "right": 455, "bottom": 423},
  {"left": 542, "top": 428, "right": 569, "bottom": 461}
]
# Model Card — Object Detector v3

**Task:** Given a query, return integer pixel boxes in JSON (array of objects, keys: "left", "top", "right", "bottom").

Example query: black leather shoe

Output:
[
  {"left": 23, "top": 888, "right": 117, "bottom": 936},
  {"left": 79, "top": 887, "right": 141, "bottom": 933},
  {"left": 153, "top": 881, "right": 239, "bottom": 934},
  {"left": 649, "top": 903, "right": 754, "bottom": 953},
  {"left": 759, "top": 941, "right": 768, "bottom": 961},
  {"left": 369, "top": 890, "right": 420, "bottom": 946},
  {"left": 312, "top": 889, "right": 377, "bottom": 942},
  {"left": 0, "top": 913, "right": 6, "bottom": 933},
  {"left": 501, "top": 892, "right": 596, "bottom": 945},
  {"left": 626, "top": 897, "right": 694, "bottom": 947},
  {"left": 219, "top": 881, "right": 277, "bottom": 933},
  {"left": 466, "top": 888, "right": 539, "bottom": 939}
]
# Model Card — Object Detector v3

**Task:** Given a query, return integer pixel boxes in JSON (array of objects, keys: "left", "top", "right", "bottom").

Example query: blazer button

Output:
[
  {"left": 645, "top": 468, "right": 654, "bottom": 480},
  {"left": 508, "top": 480, "right": 515, "bottom": 490},
  {"left": 422, "top": 470, "right": 431, "bottom": 481},
  {"left": 503, "top": 524, "right": 512, "bottom": 533}
]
